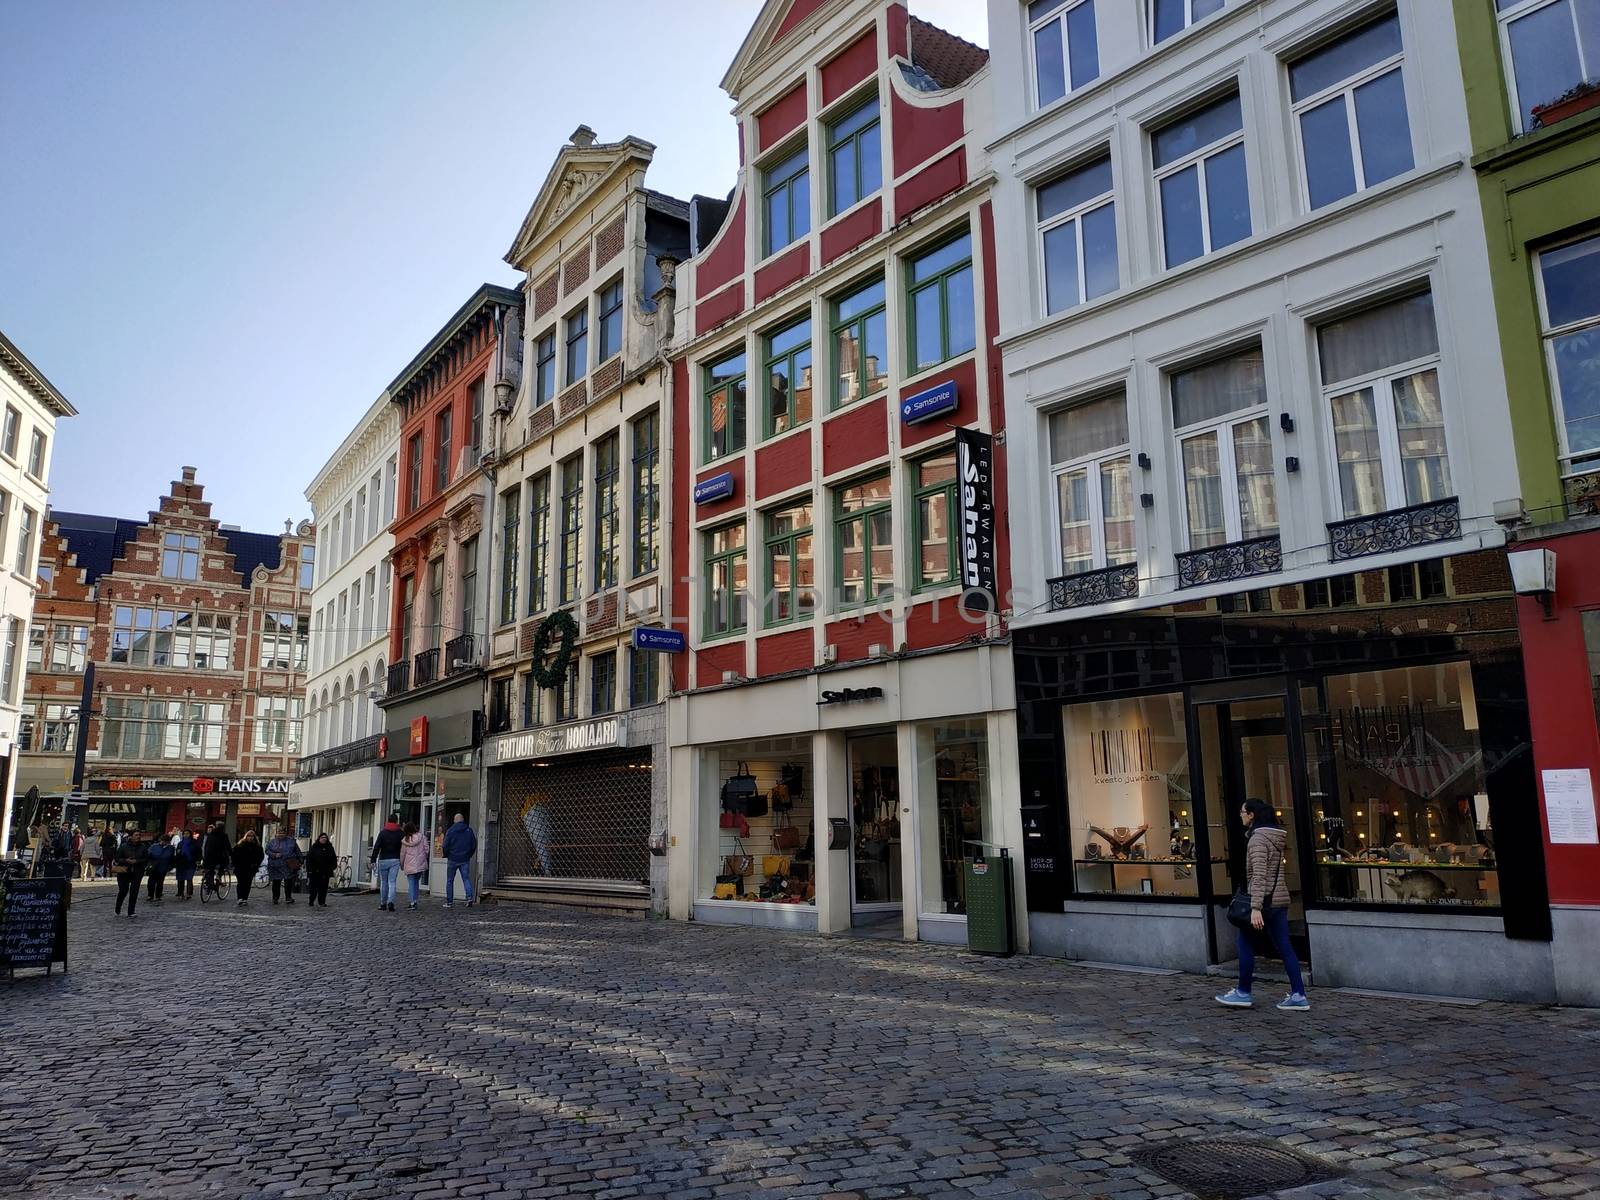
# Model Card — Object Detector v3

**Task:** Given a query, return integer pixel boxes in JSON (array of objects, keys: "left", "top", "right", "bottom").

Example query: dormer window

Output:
[
  {"left": 762, "top": 141, "right": 811, "bottom": 257},
  {"left": 161, "top": 532, "right": 201, "bottom": 581}
]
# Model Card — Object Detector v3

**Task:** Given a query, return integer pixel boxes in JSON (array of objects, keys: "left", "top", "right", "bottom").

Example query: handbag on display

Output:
[
  {"left": 787, "top": 861, "right": 811, "bottom": 883},
  {"left": 770, "top": 824, "right": 801, "bottom": 851},
  {"left": 780, "top": 762, "right": 804, "bottom": 799},
  {"left": 720, "top": 762, "right": 759, "bottom": 815},
  {"left": 713, "top": 882, "right": 737, "bottom": 900},
  {"left": 744, "top": 791, "right": 769, "bottom": 819},
  {"left": 724, "top": 845, "right": 754, "bottom": 877},
  {"left": 770, "top": 781, "right": 792, "bottom": 814},
  {"left": 718, "top": 811, "right": 751, "bottom": 837},
  {"left": 762, "top": 855, "right": 790, "bottom": 877}
]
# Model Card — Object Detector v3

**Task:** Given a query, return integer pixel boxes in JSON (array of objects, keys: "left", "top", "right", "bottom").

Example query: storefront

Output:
[
  {"left": 1014, "top": 549, "right": 1556, "bottom": 1002},
  {"left": 84, "top": 776, "right": 293, "bottom": 838},
  {"left": 484, "top": 707, "right": 667, "bottom": 913},
  {"left": 666, "top": 643, "right": 1024, "bottom": 945},
  {"left": 377, "top": 702, "right": 480, "bottom": 895}
]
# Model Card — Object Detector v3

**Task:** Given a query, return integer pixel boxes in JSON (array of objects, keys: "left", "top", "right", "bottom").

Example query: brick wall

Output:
[{"left": 594, "top": 216, "right": 626, "bottom": 269}]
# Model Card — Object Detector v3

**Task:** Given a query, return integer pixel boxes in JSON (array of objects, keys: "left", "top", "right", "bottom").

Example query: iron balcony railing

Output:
[
  {"left": 1047, "top": 562, "right": 1139, "bottom": 610},
  {"left": 413, "top": 647, "right": 440, "bottom": 687},
  {"left": 296, "top": 733, "right": 385, "bottom": 782},
  {"left": 386, "top": 660, "right": 409, "bottom": 697},
  {"left": 1175, "top": 534, "right": 1282, "bottom": 589},
  {"left": 1327, "top": 497, "right": 1460, "bottom": 561},
  {"left": 444, "top": 633, "right": 477, "bottom": 677}
]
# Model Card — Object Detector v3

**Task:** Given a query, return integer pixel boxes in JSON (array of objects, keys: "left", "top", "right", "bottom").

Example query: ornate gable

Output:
[
  {"left": 721, "top": 0, "right": 841, "bottom": 98},
  {"left": 504, "top": 128, "right": 656, "bottom": 269}
]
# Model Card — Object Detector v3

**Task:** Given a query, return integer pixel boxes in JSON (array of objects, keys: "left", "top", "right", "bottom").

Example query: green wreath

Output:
[{"left": 530, "top": 609, "right": 579, "bottom": 689}]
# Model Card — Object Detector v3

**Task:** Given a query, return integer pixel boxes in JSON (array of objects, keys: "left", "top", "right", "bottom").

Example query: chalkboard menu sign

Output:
[{"left": 1, "top": 877, "right": 69, "bottom": 976}]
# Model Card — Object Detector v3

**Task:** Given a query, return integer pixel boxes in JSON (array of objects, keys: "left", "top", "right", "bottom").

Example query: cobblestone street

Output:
[{"left": 1, "top": 886, "right": 1596, "bottom": 1200}]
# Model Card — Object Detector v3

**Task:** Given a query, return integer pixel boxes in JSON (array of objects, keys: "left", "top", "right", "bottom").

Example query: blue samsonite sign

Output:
[
  {"left": 900, "top": 379, "right": 958, "bottom": 424},
  {"left": 632, "top": 626, "right": 686, "bottom": 653},
  {"left": 693, "top": 471, "right": 735, "bottom": 505}
]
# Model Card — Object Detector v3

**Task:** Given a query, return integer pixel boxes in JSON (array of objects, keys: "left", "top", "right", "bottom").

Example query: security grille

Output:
[{"left": 497, "top": 749, "right": 651, "bottom": 885}]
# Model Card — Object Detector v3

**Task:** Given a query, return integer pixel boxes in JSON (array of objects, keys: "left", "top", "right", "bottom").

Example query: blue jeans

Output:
[
  {"left": 446, "top": 861, "right": 474, "bottom": 902},
  {"left": 1238, "top": 906, "right": 1306, "bottom": 995},
  {"left": 406, "top": 872, "right": 423, "bottom": 905},
  {"left": 375, "top": 858, "right": 400, "bottom": 906}
]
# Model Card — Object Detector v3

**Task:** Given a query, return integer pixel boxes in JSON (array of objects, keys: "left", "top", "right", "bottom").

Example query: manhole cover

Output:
[{"left": 1131, "top": 1136, "right": 1343, "bottom": 1200}]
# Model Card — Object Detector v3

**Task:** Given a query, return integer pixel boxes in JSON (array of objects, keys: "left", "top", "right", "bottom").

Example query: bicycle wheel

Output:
[{"left": 215, "top": 871, "right": 232, "bottom": 900}]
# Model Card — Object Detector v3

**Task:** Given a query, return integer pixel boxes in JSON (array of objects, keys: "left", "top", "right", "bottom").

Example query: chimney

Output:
[
  {"left": 570, "top": 124, "right": 597, "bottom": 149},
  {"left": 181, "top": 466, "right": 197, "bottom": 484}
]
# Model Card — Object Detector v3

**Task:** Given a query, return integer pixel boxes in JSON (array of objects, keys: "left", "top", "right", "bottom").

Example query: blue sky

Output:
[{"left": 1, "top": 0, "right": 986, "bottom": 533}]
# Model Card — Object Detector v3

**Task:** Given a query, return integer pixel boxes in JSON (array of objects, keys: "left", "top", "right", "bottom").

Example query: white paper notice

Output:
[{"left": 1543, "top": 769, "right": 1600, "bottom": 845}]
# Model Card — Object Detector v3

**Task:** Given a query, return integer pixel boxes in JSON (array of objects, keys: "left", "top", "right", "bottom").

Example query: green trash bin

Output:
[{"left": 964, "top": 844, "right": 1015, "bottom": 956}]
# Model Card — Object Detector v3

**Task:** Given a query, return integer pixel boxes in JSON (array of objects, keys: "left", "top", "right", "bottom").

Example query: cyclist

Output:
[{"left": 305, "top": 833, "right": 336, "bottom": 908}]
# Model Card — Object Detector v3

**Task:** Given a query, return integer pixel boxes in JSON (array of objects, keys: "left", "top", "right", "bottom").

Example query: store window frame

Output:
[
  {"left": 1048, "top": 391, "right": 1137, "bottom": 578},
  {"left": 763, "top": 500, "right": 815, "bottom": 627},
  {"left": 762, "top": 315, "right": 813, "bottom": 440},
  {"left": 1534, "top": 231, "right": 1600, "bottom": 481},
  {"left": 905, "top": 229, "right": 975, "bottom": 375},
  {"left": 761, "top": 139, "right": 811, "bottom": 258},
  {"left": 703, "top": 520, "right": 748, "bottom": 641},
  {"left": 829, "top": 276, "right": 888, "bottom": 409},
  {"left": 703, "top": 347, "right": 748, "bottom": 463},
  {"left": 833, "top": 471, "right": 893, "bottom": 610}
]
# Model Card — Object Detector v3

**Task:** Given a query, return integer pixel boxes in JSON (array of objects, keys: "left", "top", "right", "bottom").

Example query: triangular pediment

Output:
[
  {"left": 504, "top": 134, "right": 655, "bottom": 268},
  {"left": 722, "top": 0, "right": 854, "bottom": 98}
]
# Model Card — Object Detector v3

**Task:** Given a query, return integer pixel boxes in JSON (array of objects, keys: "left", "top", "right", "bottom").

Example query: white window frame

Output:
[
  {"left": 1319, "top": 346, "right": 1448, "bottom": 520},
  {"left": 1035, "top": 155, "right": 1117, "bottom": 315},
  {"left": 1028, "top": 0, "right": 1097, "bottom": 110},
  {"left": 1288, "top": 22, "right": 1410, "bottom": 211},
  {"left": 1533, "top": 233, "right": 1600, "bottom": 477},
  {"left": 1048, "top": 402, "right": 1135, "bottom": 576},
  {"left": 1152, "top": 93, "right": 1248, "bottom": 268},
  {"left": 1150, "top": 0, "right": 1228, "bottom": 46},
  {"left": 1170, "top": 354, "right": 1276, "bottom": 551},
  {"left": 1497, "top": 0, "right": 1599, "bottom": 134}
]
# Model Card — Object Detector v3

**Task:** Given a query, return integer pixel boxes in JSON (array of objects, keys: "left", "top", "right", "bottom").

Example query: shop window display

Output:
[
  {"left": 708, "top": 738, "right": 815, "bottom": 905},
  {"left": 1306, "top": 662, "right": 1498, "bottom": 907},
  {"left": 915, "top": 719, "right": 991, "bottom": 915},
  {"left": 1062, "top": 692, "right": 1205, "bottom": 896}
]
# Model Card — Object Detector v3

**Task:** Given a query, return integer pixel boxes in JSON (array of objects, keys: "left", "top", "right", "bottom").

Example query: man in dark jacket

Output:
[
  {"left": 441, "top": 813, "right": 477, "bottom": 909},
  {"left": 144, "top": 835, "right": 175, "bottom": 903},
  {"left": 230, "top": 831, "right": 264, "bottom": 907},
  {"left": 203, "top": 824, "right": 232, "bottom": 897},
  {"left": 98, "top": 827, "right": 117, "bottom": 879},
  {"left": 113, "top": 833, "right": 151, "bottom": 917},
  {"left": 370, "top": 815, "right": 404, "bottom": 912}
]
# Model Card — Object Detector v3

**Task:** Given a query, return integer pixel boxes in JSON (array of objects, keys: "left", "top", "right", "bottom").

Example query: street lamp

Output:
[{"left": 1508, "top": 548, "right": 1557, "bottom": 618}]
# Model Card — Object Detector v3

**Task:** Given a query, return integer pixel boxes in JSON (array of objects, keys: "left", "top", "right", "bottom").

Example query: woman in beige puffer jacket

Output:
[{"left": 1216, "top": 798, "right": 1308, "bottom": 1011}]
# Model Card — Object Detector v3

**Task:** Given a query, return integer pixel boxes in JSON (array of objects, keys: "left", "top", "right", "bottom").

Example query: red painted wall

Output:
[
  {"left": 697, "top": 641, "right": 747, "bottom": 684},
  {"left": 893, "top": 147, "right": 967, "bottom": 223},
  {"left": 821, "top": 397, "right": 889, "bottom": 477},
  {"left": 695, "top": 195, "right": 746, "bottom": 300},
  {"left": 1516, "top": 526, "right": 1600, "bottom": 906},
  {"left": 904, "top": 595, "right": 987, "bottom": 650},
  {"left": 886, "top": 3, "right": 909, "bottom": 58},
  {"left": 821, "top": 27, "right": 877, "bottom": 105},
  {"left": 695, "top": 283, "right": 746, "bottom": 339},
  {"left": 890, "top": 89, "right": 964, "bottom": 178},
  {"left": 757, "top": 627, "right": 813, "bottom": 675},
  {"left": 693, "top": 458, "right": 746, "bottom": 524},
  {"left": 772, "top": 0, "right": 829, "bottom": 44},
  {"left": 754, "top": 431, "right": 811, "bottom": 500},
  {"left": 979, "top": 200, "right": 1011, "bottom": 604},
  {"left": 825, "top": 612, "right": 895, "bottom": 663},
  {"left": 757, "top": 81, "right": 808, "bottom": 154},
  {"left": 754, "top": 242, "right": 809, "bottom": 303},
  {"left": 820, "top": 197, "right": 882, "bottom": 265},
  {"left": 899, "top": 357, "right": 978, "bottom": 450}
]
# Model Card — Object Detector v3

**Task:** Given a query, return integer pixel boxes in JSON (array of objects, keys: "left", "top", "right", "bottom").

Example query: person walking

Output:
[
  {"left": 202, "top": 823, "right": 232, "bottom": 897},
  {"left": 112, "top": 831, "right": 150, "bottom": 917},
  {"left": 370, "top": 814, "right": 404, "bottom": 912},
  {"left": 172, "top": 829, "right": 199, "bottom": 900},
  {"left": 145, "top": 834, "right": 175, "bottom": 904},
  {"left": 305, "top": 833, "right": 337, "bottom": 908},
  {"left": 266, "top": 828, "right": 302, "bottom": 906},
  {"left": 231, "top": 830, "right": 264, "bottom": 907},
  {"left": 441, "top": 813, "right": 477, "bottom": 908},
  {"left": 98, "top": 826, "right": 117, "bottom": 880},
  {"left": 399, "top": 823, "right": 428, "bottom": 911},
  {"left": 79, "top": 825, "right": 100, "bottom": 881},
  {"left": 1216, "top": 798, "right": 1309, "bottom": 1011}
]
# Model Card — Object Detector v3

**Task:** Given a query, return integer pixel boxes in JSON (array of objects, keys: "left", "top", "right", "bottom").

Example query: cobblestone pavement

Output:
[{"left": 1, "top": 884, "right": 1597, "bottom": 1200}]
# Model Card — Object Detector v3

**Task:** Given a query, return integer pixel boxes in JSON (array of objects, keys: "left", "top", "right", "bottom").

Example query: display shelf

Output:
[{"left": 1320, "top": 859, "right": 1492, "bottom": 870}]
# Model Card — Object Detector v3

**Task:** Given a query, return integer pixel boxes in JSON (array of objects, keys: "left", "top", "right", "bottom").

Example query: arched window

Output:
[
  {"left": 341, "top": 674, "right": 356, "bottom": 742},
  {"left": 373, "top": 659, "right": 385, "bottom": 735},
  {"left": 356, "top": 667, "right": 370, "bottom": 737},
  {"left": 320, "top": 686, "right": 332, "bottom": 751},
  {"left": 330, "top": 682, "right": 342, "bottom": 749}
]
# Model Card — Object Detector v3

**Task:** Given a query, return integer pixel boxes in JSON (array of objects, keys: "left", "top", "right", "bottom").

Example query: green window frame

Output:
[
  {"left": 833, "top": 473, "right": 893, "bottom": 609},
  {"left": 762, "top": 141, "right": 811, "bottom": 257},
  {"left": 703, "top": 522, "right": 748, "bottom": 640},
  {"left": 631, "top": 411, "right": 659, "bottom": 576},
  {"left": 498, "top": 485, "right": 519, "bottom": 626},
  {"left": 558, "top": 456, "right": 583, "bottom": 605},
  {"left": 592, "top": 433, "right": 619, "bottom": 590},
  {"left": 763, "top": 318, "right": 813, "bottom": 438},
  {"left": 628, "top": 645, "right": 658, "bottom": 707},
  {"left": 827, "top": 94, "right": 882, "bottom": 217},
  {"left": 763, "top": 501, "right": 814, "bottom": 626},
  {"left": 703, "top": 350, "right": 747, "bottom": 463},
  {"left": 912, "top": 449, "right": 959, "bottom": 590},
  {"left": 906, "top": 230, "right": 976, "bottom": 374},
  {"left": 526, "top": 472, "right": 550, "bottom": 616},
  {"left": 830, "top": 278, "right": 887, "bottom": 408}
]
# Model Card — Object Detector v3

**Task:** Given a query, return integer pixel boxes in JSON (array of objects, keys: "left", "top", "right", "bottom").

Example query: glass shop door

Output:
[{"left": 847, "top": 731, "right": 902, "bottom": 925}]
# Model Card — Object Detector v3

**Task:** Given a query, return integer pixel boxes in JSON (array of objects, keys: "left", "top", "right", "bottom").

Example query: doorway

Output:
[
  {"left": 847, "top": 731, "right": 901, "bottom": 926},
  {"left": 1195, "top": 690, "right": 1311, "bottom": 964}
]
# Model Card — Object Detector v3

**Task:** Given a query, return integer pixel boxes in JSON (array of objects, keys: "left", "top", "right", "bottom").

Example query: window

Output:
[
  {"left": 764, "top": 318, "right": 813, "bottom": 437},
  {"left": 1050, "top": 392, "right": 1136, "bottom": 576},
  {"left": 27, "top": 429, "right": 46, "bottom": 479},
  {"left": 369, "top": 471, "right": 382, "bottom": 537},
  {"left": 385, "top": 454, "right": 398, "bottom": 522},
  {"left": 1387, "top": 558, "right": 1446, "bottom": 602},
  {"left": 460, "top": 535, "right": 478, "bottom": 637},
  {"left": 828, "top": 95, "right": 881, "bottom": 216},
  {"left": 704, "top": 350, "right": 747, "bottom": 462},
  {"left": 1171, "top": 347, "right": 1278, "bottom": 548},
  {"left": 591, "top": 650, "right": 617, "bottom": 715},
  {"left": 427, "top": 557, "right": 444, "bottom": 650},
  {"left": 583, "top": 434, "right": 617, "bottom": 591},
  {"left": 24, "top": 703, "right": 74, "bottom": 753},
  {"left": 762, "top": 142, "right": 811, "bottom": 256},
  {"left": 26, "top": 625, "right": 43, "bottom": 671},
  {"left": 527, "top": 472, "right": 551, "bottom": 614},
  {"left": 254, "top": 696, "right": 304, "bottom": 754},
  {"left": 764, "top": 502, "right": 815, "bottom": 625},
  {"left": 553, "top": 657, "right": 579, "bottom": 722},
  {"left": 378, "top": 566, "right": 390, "bottom": 638},
  {"left": 400, "top": 576, "right": 415, "bottom": 663},
  {"left": 336, "top": 592, "right": 349, "bottom": 663},
  {"left": 489, "top": 677, "right": 512, "bottom": 734},
  {"left": 631, "top": 412, "right": 659, "bottom": 576},
  {"left": 36, "top": 563, "right": 52, "bottom": 586},
  {"left": 1318, "top": 290, "right": 1448, "bottom": 518},
  {"left": 1030, "top": 0, "right": 1099, "bottom": 108},
  {"left": 468, "top": 376, "right": 485, "bottom": 457},
  {"left": 259, "top": 611, "right": 306, "bottom": 669},
  {"left": 1153, "top": 92, "right": 1250, "bottom": 268},
  {"left": 597, "top": 279, "right": 624, "bottom": 362},
  {"left": 831, "top": 278, "right": 888, "bottom": 407},
  {"left": 521, "top": 671, "right": 542, "bottom": 728},
  {"left": 341, "top": 500, "right": 354, "bottom": 561},
  {"left": 100, "top": 697, "right": 225, "bottom": 762},
  {"left": 500, "top": 485, "right": 520, "bottom": 625},
  {"left": 0, "top": 407, "right": 17, "bottom": 458},
  {"left": 407, "top": 434, "right": 423, "bottom": 512},
  {"left": 1152, "top": 0, "right": 1225, "bottom": 43},
  {"left": 42, "top": 622, "right": 88, "bottom": 672},
  {"left": 535, "top": 330, "right": 557, "bottom": 406},
  {"left": 704, "top": 522, "right": 748, "bottom": 638},
  {"left": 1536, "top": 233, "right": 1600, "bottom": 477},
  {"left": 1289, "top": 12, "right": 1413, "bottom": 210},
  {"left": 0, "top": 618, "right": 17, "bottom": 703},
  {"left": 12, "top": 505, "right": 37, "bottom": 578},
  {"left": 1498, "top": 0, "right": 1600, "bottom": 131},
  {"left": 835, "top": 473, "right": 893, "bottom": 607},
  {"left": 559, "top": 456, "right": 583, "bottom": 605},
  {"left": 565, "top": 306, "right": 589, "bottom": 386},
  {"left": 1038, "top": 154, "right": 1117, "bottom": 314},
  {"left": 434, "top": 407, "right": 453, "bottom": 493},
  {"left": 354, "top": 488, "right": 367, "bottom": 551},
  {"left": 629, "top": 646, "right": 659, "bottom": 708},
  {"left": 160, "top": 531, "right": 200, "bottom": 581},
  {"left": 913, "top": 451, "right": 959, "bottom": 589},
  {"left": 300, "top": 543, "right": 315, "bottom": 590},
  {"left": 363, "top": 568, "right": 376, "bottom": 643},
  {"left": 907, "top": 232, "right": 975, "bottom": 372}
]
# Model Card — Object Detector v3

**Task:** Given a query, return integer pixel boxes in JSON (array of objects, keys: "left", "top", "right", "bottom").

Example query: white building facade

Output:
[
  {"left": 0, "top": 331, "right": 75, "bottom": 855},
  {"left": 990, "top": 0, "right": 1555, "bottom": 1000},
  {"left": 288, "top": 392, "right": 400, "bottom": 882}
]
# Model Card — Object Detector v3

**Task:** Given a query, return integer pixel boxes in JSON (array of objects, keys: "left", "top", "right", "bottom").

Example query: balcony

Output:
[
  {"left": 413, "top": 647, "right": 440, "bottom": 688},
  {"left": 1048, "top": 562, "right": 1139, "bottom": 610},
  {"left": 1563, "top": 470, "right": 1600, "bottom": 520},
  {"left": 296, "top": 733, "right": 385, "bottom": 782},
  {"left": 386, "top": 660, "right": 409, "bottom": 697},
  {"left": 1328, "top": 497, "right": 1460, "bottom": 562},
  {"left": 1176, "top": 535, "right": 1282, "bottom": 589},
  {"left": 444, "top": 633, "right": 477, "bottom": 677}
]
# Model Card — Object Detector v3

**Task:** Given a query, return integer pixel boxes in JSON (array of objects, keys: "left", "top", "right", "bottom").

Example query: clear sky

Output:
[{"left": 1, "top": 0, "right": 987, "bottom": 534}]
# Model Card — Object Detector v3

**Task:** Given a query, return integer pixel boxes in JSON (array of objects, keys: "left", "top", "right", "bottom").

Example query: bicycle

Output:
[
  {"left": 199, "top": 868, "right": 232, "bottom": 903},
  {"left": 332, "top": 856, "right": 352, "bottom": 891}
]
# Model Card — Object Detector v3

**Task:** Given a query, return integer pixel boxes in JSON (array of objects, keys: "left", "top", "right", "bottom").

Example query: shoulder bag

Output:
[{"left": 1227, "top": 837, "right": 1284, "bottom": 929}]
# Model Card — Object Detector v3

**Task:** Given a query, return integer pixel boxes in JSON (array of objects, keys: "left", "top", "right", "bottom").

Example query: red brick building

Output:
[{"left": 21, "top": 467, "right": 313, "bottom": 836}]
